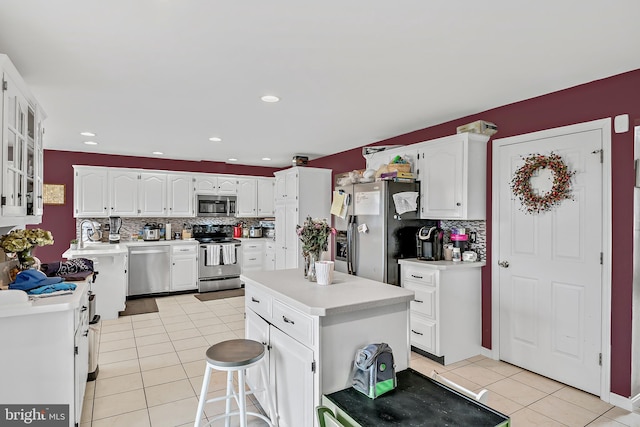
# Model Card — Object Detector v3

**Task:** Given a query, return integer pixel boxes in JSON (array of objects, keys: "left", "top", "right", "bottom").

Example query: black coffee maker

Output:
[{"left": 416, "top": 226, "right": 444, "bottom": 261}]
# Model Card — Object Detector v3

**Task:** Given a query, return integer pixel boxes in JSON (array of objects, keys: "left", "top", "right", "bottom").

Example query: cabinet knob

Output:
[{"left": 456, "top": 202, "right": 461, "bottom": 206}]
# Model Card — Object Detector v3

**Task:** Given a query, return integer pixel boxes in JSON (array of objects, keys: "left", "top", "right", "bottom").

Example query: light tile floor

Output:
[{"left": 81, "top": 293, "right": 640, "bottom": 426}]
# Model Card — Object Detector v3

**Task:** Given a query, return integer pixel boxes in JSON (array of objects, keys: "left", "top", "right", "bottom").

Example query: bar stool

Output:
[{"left": 194, "top": 339, "right": 278, "bottom": 427}]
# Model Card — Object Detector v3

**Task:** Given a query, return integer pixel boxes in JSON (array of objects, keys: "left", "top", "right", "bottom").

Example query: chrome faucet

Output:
[{"left": 78, "top": 219, "right": 98, "bottom": 249}]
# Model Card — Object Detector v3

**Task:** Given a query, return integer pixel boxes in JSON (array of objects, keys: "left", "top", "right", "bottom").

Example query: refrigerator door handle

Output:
[{"left": 347, "top": 216, "right": 356, "bottom": 275}]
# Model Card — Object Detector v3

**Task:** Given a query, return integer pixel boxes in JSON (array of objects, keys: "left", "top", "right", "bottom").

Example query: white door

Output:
[
  {"left": 167, "top": 174, "right": 194, "bottom": 217},
  {"left": 237, "top": 178, "right": 257, "bottom": 217},
  {"left": 109, "top": 170, "right": 139, "bottom": 216},
  {"left": 171, "top": 256, "right": 197, "bottom": 291},
  {"left": 270, "top": 325, "right": 314, "bottom": 427},
  {"left": 139, "top": 173, "right": 167, "bottom": 216},
  {"left": 495, "top": 122, "right": 604, "bottom": 395},
  {"left": 257, "top": 178, "right": 275, "bottom": 216}
]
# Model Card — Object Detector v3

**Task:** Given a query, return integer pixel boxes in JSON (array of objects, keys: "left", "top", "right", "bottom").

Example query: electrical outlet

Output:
[{"left": 469, "top": 231, "right": 477, "bottom": 244}]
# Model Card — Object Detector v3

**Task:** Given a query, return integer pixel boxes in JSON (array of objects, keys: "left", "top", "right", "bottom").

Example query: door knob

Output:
[{"left": 498, "top": 260, "right": 510, "bottom": 268}]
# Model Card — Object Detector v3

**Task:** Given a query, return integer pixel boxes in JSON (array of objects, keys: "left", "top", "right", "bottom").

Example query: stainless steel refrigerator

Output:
[{"left": 334, "top": 180, "right": 436, "bottom": 285}]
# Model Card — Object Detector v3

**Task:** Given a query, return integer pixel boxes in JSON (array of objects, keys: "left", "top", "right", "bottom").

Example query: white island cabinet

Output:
[
  {"left": 242, "top": 269, "right": 414, "bottom": 427},
  {"left": 0, "top": 282, "right": 91, "bottom": 427}
]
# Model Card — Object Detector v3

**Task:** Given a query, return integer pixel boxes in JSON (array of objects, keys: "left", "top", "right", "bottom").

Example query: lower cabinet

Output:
[
  {"left": 170, "top": 243, "right": 198, "bottom": 291},
  {"left": 245, "top": 309, "right": 314, "bottom": 427},
  {"left": 399, "top": 260, "right": 483, "bottom": 365},
  {"left": 241, "top": 240, "right": 265, "bottom": 272},
  {"left": 264, "top": 240, "right": 276, "bottom": 271},
  {"left": 0, "top": 283, "right": 90, "bottom": 427}
]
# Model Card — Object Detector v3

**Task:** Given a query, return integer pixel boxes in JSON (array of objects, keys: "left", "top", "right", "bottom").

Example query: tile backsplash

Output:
[
  {"left": 440, "top": 220, "right": 486, "bottom": 261},
  {"left": 76, "top": 216, "right": 264, "bottom": 241}
]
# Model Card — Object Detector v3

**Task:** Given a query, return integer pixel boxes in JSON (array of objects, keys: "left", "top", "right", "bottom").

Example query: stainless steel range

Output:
[{"left": 193, "top": 225, "right": 242, "bottom": 292}]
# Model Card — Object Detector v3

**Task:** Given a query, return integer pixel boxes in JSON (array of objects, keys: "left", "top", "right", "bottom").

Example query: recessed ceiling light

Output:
[
  {"left": 83, "top": 141, "right": 98, "bottom": 145},
  {"left": 228, "top": 158, "right": 238, "bottom": 162},
  {"left": 262, "top": 157, "right": 271, "bottom": 161},
  {"left": 152, "top": 151, "right": 164, "bottom": 155},
  {"left": 80, "top": 131, "right": 96, "bottom": 137},
  {"left": 261, "top": 95, "right": 280, "bottom": 103},
  {"left": 209, "top": 137, "right": 222, "bottom": 142}
]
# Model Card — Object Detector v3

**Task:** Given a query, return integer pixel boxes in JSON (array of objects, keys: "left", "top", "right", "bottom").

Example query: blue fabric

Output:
[
  {"left": 9, "top": 269, "right": 64, "bottom": 291},
  {"left": 27, "top": 283, "right": 77, "bottom": 295}
]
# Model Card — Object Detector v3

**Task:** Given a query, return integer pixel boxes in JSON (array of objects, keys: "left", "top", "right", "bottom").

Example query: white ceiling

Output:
[{"left": 1, "top": 1, "right": 639, "bottom": 168}]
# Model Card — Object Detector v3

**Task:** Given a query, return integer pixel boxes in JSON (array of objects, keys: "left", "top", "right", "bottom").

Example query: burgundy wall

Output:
[
  {"left": 312, "top": 69, "right": 640, "bottom": 397},
  {"left": 38, "top": 151, "right": 279, "bottom": 262}
]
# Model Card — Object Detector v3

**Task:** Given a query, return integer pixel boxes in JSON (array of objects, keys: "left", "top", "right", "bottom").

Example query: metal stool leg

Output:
[
  {"left": 224, "top": 370, "right": 233, "bottom": 427},
  {"left": 238, "top": 369, "right": 248, "bottom": 427},
  {"left": 194, "top": 363, "right": 213, "bottom": 427}
]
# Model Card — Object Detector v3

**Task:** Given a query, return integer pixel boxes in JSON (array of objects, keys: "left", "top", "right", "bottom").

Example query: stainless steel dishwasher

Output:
[{"left": 128, "top": 245, "right": 170, "bottom": 296}]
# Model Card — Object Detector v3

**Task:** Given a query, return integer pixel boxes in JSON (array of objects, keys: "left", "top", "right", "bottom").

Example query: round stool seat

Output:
[{"left": 206, "top": 339, "right": 265, "bottom": 368}]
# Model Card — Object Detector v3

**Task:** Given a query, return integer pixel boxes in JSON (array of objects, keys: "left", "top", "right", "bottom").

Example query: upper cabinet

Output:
[
  {"left": 417, "top": 133, "right": 488, "bottom": 220},
  {"left": 167, "top": 174, "right": 195, "bottom": 217},
  {"left": 274, "top": 168, "right": 298, "bottom": 202},
  {"left": 0, "top": 55, "right": 46, "bottom": 226},
  {"left": 194, "top": 174, "right": 237, "bottom": 195},
  {"left": 139, "top": 173, "right": 167, "bottom": 216},
  {"left": 109, "top": 170, "right": 139, "bottom": 216},
  {"left": 236, "top": 177, "right": 274, "bottom": 218},
  {"left": 74, "top": 167, "right": 109, "bottom": 217}
]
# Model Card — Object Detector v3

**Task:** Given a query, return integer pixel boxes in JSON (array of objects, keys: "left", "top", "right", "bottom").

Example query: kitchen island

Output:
[{"left": 242, "top": 268, "right": 414, "bottom": 427}]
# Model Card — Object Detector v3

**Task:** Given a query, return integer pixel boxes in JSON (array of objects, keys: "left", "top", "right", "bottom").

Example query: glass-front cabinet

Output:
[{"left": 1, "top": 54, "right": 45, "bottom": 226}]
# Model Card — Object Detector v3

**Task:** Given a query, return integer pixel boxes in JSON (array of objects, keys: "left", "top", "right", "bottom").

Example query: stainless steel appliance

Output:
[
  {"left": 334, "top": 181, "right": 433, "bottom": 285},
  {"left": 109, "top": 216, "right": 122, "bottom": 244},
  {"left": 196, "top": 194, "right": 237, "bottom": 217},
  {"left": 193, "top": 225, "right": 242, "bottom": 292},
  {"left": 128, "top": 245, "right": 170, "bottom": 295},
  {"left": 142, "top": 223, "right": 161, "bottom": 241},
  {"left": 249, "top": 226, "right": 262, "bottom": 238}
]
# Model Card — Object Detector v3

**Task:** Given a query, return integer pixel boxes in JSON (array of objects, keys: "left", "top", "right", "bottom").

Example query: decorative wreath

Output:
[{"left": 510, "top": 152, "right": 575, "bottom": 214}]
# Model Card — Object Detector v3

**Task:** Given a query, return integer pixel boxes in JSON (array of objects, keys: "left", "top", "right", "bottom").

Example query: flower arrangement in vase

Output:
[
  {"left": 0, "top": 228, "right": 54, "bottom": 271},
  {"left": 296, "top": 216, "right": 336, "bottom": 281}
]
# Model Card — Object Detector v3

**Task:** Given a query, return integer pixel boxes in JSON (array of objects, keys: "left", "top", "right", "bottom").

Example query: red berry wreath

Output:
[{"left": 510, "top": 153, "right": 575, "bottom": 214}]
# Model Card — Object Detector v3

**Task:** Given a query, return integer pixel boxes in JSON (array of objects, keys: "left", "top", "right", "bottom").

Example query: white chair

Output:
[
  {"left": 194, "top": 339, "right": 278, "bottom": 427},
  {"left": 429, "top": 370, "right": 489, "bottom": 404}
]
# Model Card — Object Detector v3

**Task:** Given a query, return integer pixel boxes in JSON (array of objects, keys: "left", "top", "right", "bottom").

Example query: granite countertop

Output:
[
  {"left": 0, "top": 281, "right": 89, "bottom": 318},
  {"left": 241, "top": 268, "right": 414, "bottom": 317},
  {"left": 63, "top": 239, "right": 198, "bottom": 258},
  {"left": 399, "top": 258, "right": 486, "bottom": 270}
]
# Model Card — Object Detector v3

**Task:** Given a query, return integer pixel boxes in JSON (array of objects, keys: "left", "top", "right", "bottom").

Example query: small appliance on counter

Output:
[
  {"left": 142, "top": 223, "right": 161, "bottom": 241},
  {"left": 416, "top": 225, "right": 444, "bottom": 261},
  {"left": 233, "top": 224, "right": 243, "bottom": 238},
  {"left": 260, "top": 220, "right": 275, "bottom": 239},
  {"left": 249, "top": 226, "right": 262, "bottom": 238},
  {"left": 450, "top": 232, "right": 469, "bottom": 253},
  {"left": 108, "top": 216, "right": 122, "bottom": 244}
]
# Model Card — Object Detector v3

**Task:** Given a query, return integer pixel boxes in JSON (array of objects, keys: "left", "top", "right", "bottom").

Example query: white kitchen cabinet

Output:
[
  {"left": 139, "top": 172, "right": 167, "bottom": 216},
  {"left": 273, "top": 167, "right": 331, "bottom": 270},
  {"left": 399, "top": 259, "right": 483, "bottom": 365},
  {"left": 0, "top": 55, "right": 45, "bottom": 225},
  {"left": 417, "top": 133, "right": 488, "bottom": 220},
  {"left": 245, "top": 296, "right": 314, "bottom": 427},
  {"left": 237, "top": 177, "right": 258, "bottom": 217},
  {"left": 167, "top": 173, "right": 194, "bottom": 217},
  {"left": 237, "top": 177, "right": 275, "bottom": 218},
  {"left": 74, "top": 166, "right": 109, "bottom": 217},
  {"left": 171, "top": 243, "right": 198, "bottom": 291},
  {"left": 195, "top": 174, "right": 218, "bottom": 194},
  {"left": 264, "top": 239, "right": 276, "bottom": 271},
  {"left": 0, "top": 282, "right": 91, "bottom": 427},
  {"left": 218, "top": 176, "right": 238, "bottom": 195},
  {"left": 109, "top": 169, "right": 139, "bottom": 216},
  {"left": 242, "top": 239, "right": 265, "bottom": 272},
  {"left": 257, "top": 177, "right": 275, "bottom": 216}
]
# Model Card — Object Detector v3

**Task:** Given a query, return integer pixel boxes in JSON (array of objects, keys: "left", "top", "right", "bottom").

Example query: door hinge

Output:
[
  {"left": 592, "top": 149, "right": 603, "bottom": 163},
  {"left": 74, "top": 346, "right": 78, "bottom": 355},
  {"left": 599, "top": 353, "right": 602, "bottom": 366},
  {"left": 600, "top": 252, "right": 603, "bottom": 265},
  {"left": 2, "top": 79, "right": 6, "bottom": 91},
  {"left": 311, "top": 361, "right": 316, "bottom": 373}
]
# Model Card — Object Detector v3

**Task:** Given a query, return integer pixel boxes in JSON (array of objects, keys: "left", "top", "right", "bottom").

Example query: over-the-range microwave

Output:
[{"left": 196, "top": 194, "right": 237, "bottom": 217}]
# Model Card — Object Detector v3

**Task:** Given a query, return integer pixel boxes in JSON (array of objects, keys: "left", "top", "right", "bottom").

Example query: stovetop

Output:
[{"left": 192, "top": 224, "right": 240, "bottom": 244}]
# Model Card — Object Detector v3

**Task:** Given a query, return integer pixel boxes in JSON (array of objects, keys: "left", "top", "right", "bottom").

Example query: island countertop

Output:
[{"left": 241, "top": 268, "right": 414, "bottom": 317}]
